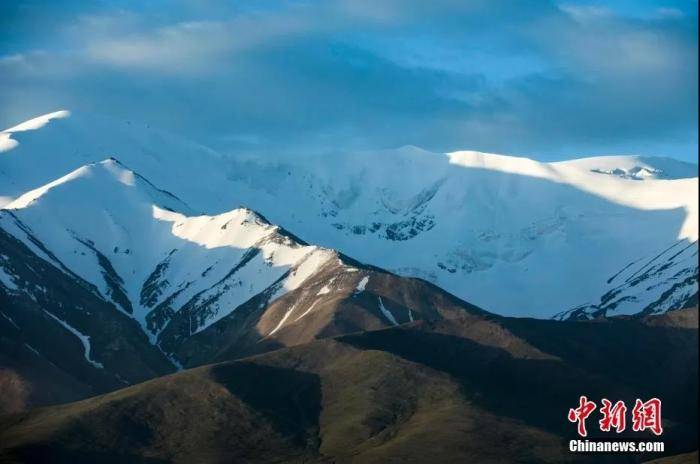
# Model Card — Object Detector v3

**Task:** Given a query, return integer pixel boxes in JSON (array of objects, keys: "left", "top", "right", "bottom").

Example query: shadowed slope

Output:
[{"left": 1, "top": 309, "right": 695, "bottom": 463}]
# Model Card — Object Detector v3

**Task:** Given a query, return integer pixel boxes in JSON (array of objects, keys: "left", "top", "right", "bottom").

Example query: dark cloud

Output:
[{"left": 0, "top": 0, "right": 697, "bottom": 161}]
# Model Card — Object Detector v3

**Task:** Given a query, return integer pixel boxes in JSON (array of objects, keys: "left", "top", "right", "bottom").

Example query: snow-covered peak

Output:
[
  {"left": 448, "top": 150, "right": 554, "bottom": 177},
  {"left": 552, "top": 155, "right": 698, "bottom": 180},
  {"left": 447, "top": 151, "right": 698, "bottom": 181},
  {"left": 6, "top": 158, "right": 191, "bottom": 214},
  {"left": 1, "top": 110, "right": 697, "bottom": 318},
  {"left": 0, "top": 110, "right": 221, "bottom": 208},
  {"left": 0, "top": 159, "right": 337, "bottom": 347},
  {"left": 2, "top": 110, "right": 71, "bottom": 133},
  {"left": 447, "top": 150, "right": 698, "bottom": 241},
  {"left": 0, "top": 110, "right": 71, "bottom": 153}
]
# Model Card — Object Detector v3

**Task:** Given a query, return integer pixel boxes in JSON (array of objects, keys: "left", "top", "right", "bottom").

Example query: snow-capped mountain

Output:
[
  {"left": 555, "top": 239, "right": 698, "bottom": 320},
  {"left": 1, "top": 158, "right": 338, "bottom": 343},
  {"left": 1, "top": 156, "right": 487, "bottom": 406},
  {"left": 1, "top": 111, "right": 697, "bottom": 318},
  {"left": 0, "top": 216, "right": 175, "bottom": 405},
  {"left": 1, "top": 160, "right": 349, "bottom": 358}
]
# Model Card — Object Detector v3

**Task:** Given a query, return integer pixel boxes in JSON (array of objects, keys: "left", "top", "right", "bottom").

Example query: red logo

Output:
[
  {"left": 632, "top": 398, "right": 663, "bottom": 436},
  {"left": 599, "top": 399, "right": 627, "bottom": 433},
  {"left": 568, "top": 396, "right": 597, "bottom": 437},
  {"left": 568, "top": 396, "right": 662, "bottom": 437}
]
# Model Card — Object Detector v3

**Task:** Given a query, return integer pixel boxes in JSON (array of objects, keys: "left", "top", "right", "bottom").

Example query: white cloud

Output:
[
  {"left": 0, "top": 0, "right": 697, "bottom": 161},
  {"left": 558, "top": 4, "right": 615, "bottom": 22}
]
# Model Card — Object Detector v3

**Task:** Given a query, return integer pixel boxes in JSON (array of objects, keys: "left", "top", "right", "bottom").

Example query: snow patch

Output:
[
  {"left": 44, "top": 311, "right": 104, "bottom": 369},
  {"left": 23, "top": 343, "right": 40, "bottom": 357},
  {"left": 0, "top": 311, "right": 19, "bottom": 329},
  {"left": 0, "top": 267, "right": 19, "bottom": 291},
  {"left": 156, "top": 343, "right": 183, "bottom": 371},
  {"left": 317, "top": 277, "right": 336, "bottom": 295},
  {"left": 355, "top": 276, "right": 369, "bottom": 294},
  {"left": 268, "top": 303, "right": 298, "bottom": 336},
  {"left": 378, "top": 297, "right": 398, "bottom": 326},
  {"left": 266, "top": 249, "right": 335, "bottom": 304},
  {"left": 294, "top": 300, "right": 320, "bottom": 322}
]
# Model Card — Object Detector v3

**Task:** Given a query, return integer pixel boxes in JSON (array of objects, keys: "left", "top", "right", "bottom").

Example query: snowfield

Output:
[
  {"left": 1, "top": 110, "right": 697, "bottom": 318},
  {"left": 0, "top": 158, "right": 336, "bottom": 348}
]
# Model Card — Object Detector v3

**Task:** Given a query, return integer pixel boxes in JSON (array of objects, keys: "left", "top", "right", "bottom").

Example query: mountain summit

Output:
[
  {"left": 1, "top": 111, "right": 697, "bottom": 318},
  {"left": 0, "top": 157, "right": 487, "bottom": 407}
]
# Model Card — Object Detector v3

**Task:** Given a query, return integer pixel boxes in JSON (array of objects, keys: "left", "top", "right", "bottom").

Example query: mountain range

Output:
[
  {"left": 0, "top": 111, "right": 697, "bottom": 462},
  {"left": 1, "top": 308, "right": 697, "bottom": 463},
  {"left": 1, "top": 110, "right": 697, "bottom": 319}
]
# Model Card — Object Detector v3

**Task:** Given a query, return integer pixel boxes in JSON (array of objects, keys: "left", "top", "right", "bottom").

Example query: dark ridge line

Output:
[
  {"left": 0, "top": 212, "right": 102, "bottom": 297},
  {"left": 606, "top": 258, "right": 642, "bottom": 284},
  {"left": 640, "top": 274, "right": 700, "bottom": 316},
  {"left": 244, "top": 208, "right": 310, "bottom": 247},
  {"left": 666, "top": 240, "right": 698, "bottom": 263},
  {"left": 104, "top": 157, "right": 197, "bottom": 214},
  {"left": 160, "top": 245, "right": 265, "bottom": 342},
  {"left": 73, "top": 235, "right": 134, "bottom": 315},
  {"left": 140, "top": 250, "right": 177, "bottom": 308},
  {"left": 624, "top": 240, "right": 685, "bottom": 284}
]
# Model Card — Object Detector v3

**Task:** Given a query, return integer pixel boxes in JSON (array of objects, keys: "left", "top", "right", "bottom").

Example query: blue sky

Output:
[{"left": 1, "top": 0, "right": 697, "bottom": 161}]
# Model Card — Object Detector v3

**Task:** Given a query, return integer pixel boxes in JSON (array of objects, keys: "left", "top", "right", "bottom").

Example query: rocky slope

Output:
[{"left": 0, "top": 223, "right": 175, "bottom": 412}]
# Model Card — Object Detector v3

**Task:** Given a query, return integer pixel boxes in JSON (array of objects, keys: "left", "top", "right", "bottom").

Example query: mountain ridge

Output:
[
  {"left": 0, "top": 157, "right": 487, "bottom": 410},
  {"left": 1, "top": 307, "right": 696, "bottom": 463},
  {"left": 1, "top": 110, "right": 697, "bottom": 318}
]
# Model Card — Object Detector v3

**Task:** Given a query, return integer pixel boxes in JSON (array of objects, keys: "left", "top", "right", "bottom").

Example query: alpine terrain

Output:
[
  {"left": 0, "top": 111, "right": 697, "bottom": 463},
  {"left": 1, "top": 111, "right": 697, "bottom": 319},
  {"left": 0, "top": 154, "right": 486, "bottom": 410}
]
